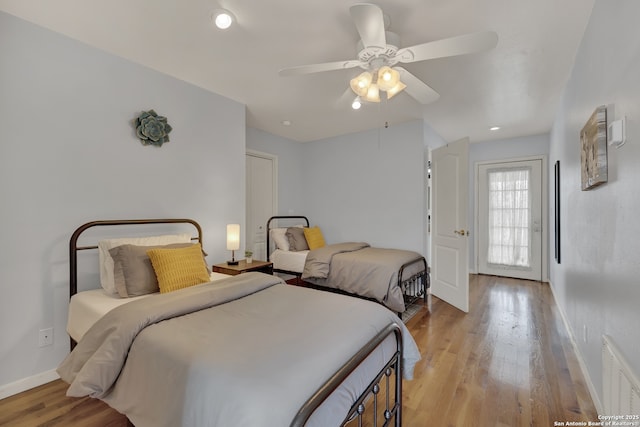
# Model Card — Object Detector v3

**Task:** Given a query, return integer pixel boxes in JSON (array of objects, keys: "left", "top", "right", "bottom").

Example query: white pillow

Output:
[
  {"left": 270, "top": 228, "right": 289, "bottom": 251},
  {"left": 98, "top": 233, "right": 192, "bottom": 294}
]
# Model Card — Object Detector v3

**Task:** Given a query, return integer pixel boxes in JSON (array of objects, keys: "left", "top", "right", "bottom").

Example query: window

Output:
[{"left": 487, "top": 167, "right": 531, "bottom": 268}]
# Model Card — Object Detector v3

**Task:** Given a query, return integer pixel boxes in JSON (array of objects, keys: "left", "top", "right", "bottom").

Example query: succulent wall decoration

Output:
[{"left": 134, "top": 109, "right": 172, "bottom": 147}]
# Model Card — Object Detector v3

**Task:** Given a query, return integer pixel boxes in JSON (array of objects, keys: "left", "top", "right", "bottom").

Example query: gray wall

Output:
[
  {"left": 549, "top": 0, "right": 640, "bottom": 410},
  {"left": 248, "top": 120, "right": 436, "bottom": 255},
  {"left": 302, "top": 121, "right": 427, "bottom": 254},
  {"left": 0, "top": 12, "right": 246, "bottom": 395}
]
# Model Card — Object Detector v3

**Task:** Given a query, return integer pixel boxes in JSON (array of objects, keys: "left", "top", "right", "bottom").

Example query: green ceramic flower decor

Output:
[{"left": 135, "top": 109, "right": 172, "bottom": 147}]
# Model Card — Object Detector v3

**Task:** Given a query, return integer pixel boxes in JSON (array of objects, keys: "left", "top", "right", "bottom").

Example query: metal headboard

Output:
[
  {"left": 69, "top": 218, "right": 203, "bottom": 298},
  {"left": 266, "top": 216, "right": 309, "bottom": 261}
]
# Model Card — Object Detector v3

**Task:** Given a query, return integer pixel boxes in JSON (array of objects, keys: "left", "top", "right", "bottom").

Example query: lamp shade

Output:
[
  {"left": 226, "top": 224, "right": 240, "bottom": 250},
  {"left": 386, "top": 81, "right": 406, "bottom": 99},
  {"left": 377, "top": 66, "right": 400, "bottom": 91},
  {"left": 364, "top": 83, "right": 381, "bottom": 102},
  {"left": 350, "top": 71, "right": 373, "bottom": 97}
]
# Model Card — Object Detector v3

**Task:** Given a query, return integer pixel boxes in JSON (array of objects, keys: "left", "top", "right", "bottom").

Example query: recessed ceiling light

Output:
[
  {"left": 490, "top": 126, "right": 501, "bottom": 131},
  {"left": 281, "top": 120, "right": 291, "bottom": 126},
  {"left": 212, "top": 9, "right": 235, "bottom": 29}
]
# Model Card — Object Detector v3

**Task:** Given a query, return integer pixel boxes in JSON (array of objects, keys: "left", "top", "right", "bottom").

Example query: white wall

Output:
[
  {"left": 0, "top": 12, "right": 246, "bottom": 396},
  {"left": 549, "top": 0, "right": 640, "bottom": 410},
  {"left": 468, "top": 134, "right": 550, "bottom": 272},
  {"left": 301, "top": 121, "right": 426, "bottom": 254}
]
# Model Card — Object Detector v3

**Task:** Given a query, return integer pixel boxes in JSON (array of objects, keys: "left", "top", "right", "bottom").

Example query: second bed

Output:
[{"left": 267, "top": 216, "right": 430, "bottom": 314}]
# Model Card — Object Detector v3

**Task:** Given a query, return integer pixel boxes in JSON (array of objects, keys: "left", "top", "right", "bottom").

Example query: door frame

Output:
[{"left": 473, "top": 155, "right": 548, "bottom": 282}]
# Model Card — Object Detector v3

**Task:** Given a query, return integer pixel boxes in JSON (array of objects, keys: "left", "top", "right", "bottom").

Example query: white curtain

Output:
[{"left": 487, "top": 167, "right": 531, "bottom": 268}]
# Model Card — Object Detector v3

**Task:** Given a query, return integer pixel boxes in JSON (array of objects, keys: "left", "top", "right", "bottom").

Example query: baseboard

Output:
[
  {"left": 0, "top": 369, "right": 60, "bottom": 400},
  {"left": 547, "top": 280, "right": 603, "bottom": 414}
]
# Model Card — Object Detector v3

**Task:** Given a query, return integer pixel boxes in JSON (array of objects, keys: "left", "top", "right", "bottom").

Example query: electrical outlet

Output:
[{"left": 39, "top": 328, "right": 53, "bottom": 347}]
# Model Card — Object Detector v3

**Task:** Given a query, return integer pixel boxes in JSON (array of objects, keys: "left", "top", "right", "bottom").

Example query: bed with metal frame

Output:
[
  {"left": 64, "top": 218, "right": 417, "bottom": 427},
  {"left": 267, "top": 216, "right": 429, "bottom": 314}
]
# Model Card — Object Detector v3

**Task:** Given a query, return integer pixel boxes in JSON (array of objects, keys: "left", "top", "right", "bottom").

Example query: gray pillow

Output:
[
  {"left": 286, "top": 227, "right": 309, "bottom": 251},
  {"left": 110, "top": 243, "right": 200, "bottom": 298}
]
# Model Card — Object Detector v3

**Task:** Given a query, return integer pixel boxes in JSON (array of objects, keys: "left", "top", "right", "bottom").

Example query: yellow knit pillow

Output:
[
  {"left": 147, "top": 243, "right": 210, "bottom": 293},
  {"left": 303, "top": 226, "right": 326, "bottom": 250}
]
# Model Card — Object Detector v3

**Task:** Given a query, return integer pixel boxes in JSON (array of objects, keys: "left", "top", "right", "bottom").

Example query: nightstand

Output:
[{"left": 211, "top": 259, "right": 273, "bottom": 276}]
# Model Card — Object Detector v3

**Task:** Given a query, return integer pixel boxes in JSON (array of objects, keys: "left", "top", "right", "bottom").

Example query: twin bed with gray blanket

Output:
[
  {"left": 267, "top": 216, "right": 430, "bottom": 314},
  {"left": 61, "top": 219, "right": 421, "bottom": 427}
]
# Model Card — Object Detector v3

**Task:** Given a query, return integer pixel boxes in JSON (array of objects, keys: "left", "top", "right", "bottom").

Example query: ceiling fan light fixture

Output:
[
  {"left": 212, "top": 9, "right": 235, "bottom": 29},
  {"left": 280, "top": 4, "right": 498, "bottom": 111},
  {"left": 386, "top": 80, "right": 406, "bottom": 99},
  {"left": 377, "top": 66, "right": 400, "bottom": 91},
  {"left": 350, "top": 71, "right": 373, "bottom": 97}
]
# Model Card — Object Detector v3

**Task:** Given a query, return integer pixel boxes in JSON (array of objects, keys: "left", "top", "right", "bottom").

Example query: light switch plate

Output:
[{"left": 608, "top": 117, "right": 626, "bottom": 148}]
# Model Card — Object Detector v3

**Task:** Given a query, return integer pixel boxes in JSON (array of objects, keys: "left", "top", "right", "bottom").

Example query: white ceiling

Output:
[{"left": 0, "top": 0, "right": 595, "bottom": 143}]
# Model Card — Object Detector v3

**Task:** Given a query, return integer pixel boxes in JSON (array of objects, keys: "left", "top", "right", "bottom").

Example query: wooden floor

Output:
[
  {"left": 398, "top": 274, "right": 597, "bottom": 426},
  {"left": 0, "top": 274, "right": 597, "bottom": 426}
]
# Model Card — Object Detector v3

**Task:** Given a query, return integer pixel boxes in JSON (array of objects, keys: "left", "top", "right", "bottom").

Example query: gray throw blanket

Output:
[
  {"left": 302, "top": 241, "right": 370, "bottom": 279},
  {"left": 302, "top": 242, "right": 424, "bottom": 312}
]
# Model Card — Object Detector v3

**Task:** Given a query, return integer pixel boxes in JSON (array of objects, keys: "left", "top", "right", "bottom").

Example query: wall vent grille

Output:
[{"left": 602, "top": 335, "right": 640, "bottom": 416}]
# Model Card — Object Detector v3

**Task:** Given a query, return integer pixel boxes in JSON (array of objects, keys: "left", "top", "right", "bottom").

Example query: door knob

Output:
[{"left": 454, "top": 229, "right": 469, "bottom": 236}]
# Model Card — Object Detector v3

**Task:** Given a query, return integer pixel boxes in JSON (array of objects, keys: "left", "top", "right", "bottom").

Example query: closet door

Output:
[{"left": 246, "top": 151, "right": 277, "bottom": 261}]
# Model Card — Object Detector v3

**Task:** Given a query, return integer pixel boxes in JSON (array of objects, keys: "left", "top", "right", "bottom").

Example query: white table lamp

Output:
[{"left": 226, "top": 224, "right": 240, "bottom": 265}]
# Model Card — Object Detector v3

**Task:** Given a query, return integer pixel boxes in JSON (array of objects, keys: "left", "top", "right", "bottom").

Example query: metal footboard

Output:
[
  {"left": 398, "top": 256, "right": 429, "bottom": 307},
  {"left": 290, "top": 323, "right": 403, "bottom": 427}
]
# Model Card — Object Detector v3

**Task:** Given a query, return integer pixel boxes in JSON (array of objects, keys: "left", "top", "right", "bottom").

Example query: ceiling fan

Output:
[{"left": 279, "top": 3, "right": 498, "bottom": 107}]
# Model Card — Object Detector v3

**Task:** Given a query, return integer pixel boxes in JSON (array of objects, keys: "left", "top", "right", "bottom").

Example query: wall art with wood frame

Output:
[{"left": 580, "top": 105, "right": 608, "bottom": 190}]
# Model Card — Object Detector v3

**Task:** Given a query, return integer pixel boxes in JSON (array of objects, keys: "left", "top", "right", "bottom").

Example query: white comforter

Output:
[{"left": 58, "top": 272, "right": 420, "bottom": 427}]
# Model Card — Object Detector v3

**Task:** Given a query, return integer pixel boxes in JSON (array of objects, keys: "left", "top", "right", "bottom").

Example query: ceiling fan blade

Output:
[
  {"left": 279, "top": 60, "right": 364, "bottom": 76},
  {"left": 396, "top": 31, "right": 498, "bottom": 63},
  {"left": 350, "top": 3, "right": 386, "bottom": 48},
  {"left": 396, "top": 67, "right": 440, "bottom": 105}
]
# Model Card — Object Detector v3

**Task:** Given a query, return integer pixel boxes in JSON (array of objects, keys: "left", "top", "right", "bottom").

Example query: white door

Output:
[
  {"left": 431, "top": 138, "right": 469, "bottom": 313},
  {"left": 246, "top": 151, "right": 277, "bottom": 261},
  {"left": 477, "top": 159, "right": 543, "bottom": 281}
]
